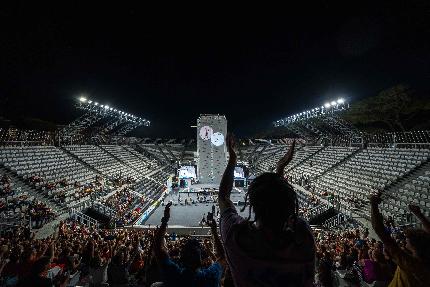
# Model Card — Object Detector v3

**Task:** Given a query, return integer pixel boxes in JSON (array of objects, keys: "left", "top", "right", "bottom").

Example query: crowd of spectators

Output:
[
  {"left": 25, "top": 174, "right": 116, "bottom": 206},
  {"left": 1, "top": 137, "right": 430, "bottom": 286},
  {"left": 101, "top": 188, "right": 147, "bottom": 226},
  {"left": 0, "top": 216, "right": 231, "bottom": 287},
  {"left": 1, "top": 175, "right": 14, "bottom": 197},
  {"left": 1, "top": 184, "right": 55, "bottom": 230}
]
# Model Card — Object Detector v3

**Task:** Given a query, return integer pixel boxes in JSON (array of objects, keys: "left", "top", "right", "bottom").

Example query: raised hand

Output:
[
  {"left": 408, "top": 204, "right": 421, "bottom": 215},
  {"left": 206, "top": 212, "right": 216, "bottom": 228},
  {"left": 162, "top": 202, "right": 172, "bottom": 223},
  {"left": 370, "top": 190, "right": 382, "bottom": 206},
  {"left": 226, "top": 133, "right": 237, "bottom": 164},
  {"left": 276, "top": 140, "right": 295, "bottom": 176}
]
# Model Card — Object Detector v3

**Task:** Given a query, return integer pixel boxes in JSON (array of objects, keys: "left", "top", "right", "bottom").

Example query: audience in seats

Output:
[
  {"left": 153, "top": 202, "right": 225, "bottom": 286},
  {"left": 371, "top": 192, "right": 430, "bottom": 286},
  {"left": 101, "top": 187, "right": 147, "bottom": 226}
]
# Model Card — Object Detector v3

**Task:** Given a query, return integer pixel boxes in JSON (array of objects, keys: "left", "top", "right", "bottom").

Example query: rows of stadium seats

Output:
[
  {"left": 254, "top": 145, "right": 321, "bottom": 173},
  {"left": 1, "top": 168, "right": 56, "bottom": 229},
  {"left": 0, "top": 145, "right": 172, "bottom": 226},
  {"left": 0, "top": 146, "right": 102, "bottom": 207},
  {"left": 384, "top": 166, "right": 430, "bottom": 221},
  {"left": 64, "top": 145, "right": 141, "bottom": 180},
  {"left": 251, "top": 145, "right": 430, "bottom": 224},
  {"left": 100, "top": 145, "right": 156, "bottom": 175},
  {"left": 288, "top": 146, "right": 358, "bottom": 179},
  {"left": 294, "top": 147, "right": 429, "bottom": 220}
]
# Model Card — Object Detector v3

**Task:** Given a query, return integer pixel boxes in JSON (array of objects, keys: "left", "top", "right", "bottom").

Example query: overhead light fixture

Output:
[
  {"left": 324, "top": 103, "right": 331, "bottom": 108},
  {"left": 337, "top": 98, "right": 345, "bottom": 104},
  {"left": 79, "top": 96, "right": 87, "bottom": 103},
  {"left": 88, "top": 100, "right": 93, "bottom": 104},
  {"left": 104, "top": 105, "right": 109, "bottom": 109},
  {"left": 94, "top": 102, "right": 99, "bottom": 106},
  {"left": 331, "top": 101, "right": 337, "bottom": 106}
]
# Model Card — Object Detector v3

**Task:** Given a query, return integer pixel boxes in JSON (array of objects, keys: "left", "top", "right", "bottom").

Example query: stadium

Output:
[{"left": 1, "top": 4, "right": 430, "bottom": 287}]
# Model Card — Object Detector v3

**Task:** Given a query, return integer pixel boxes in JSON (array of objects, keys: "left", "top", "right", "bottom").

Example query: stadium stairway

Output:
[
  {"left": 383, "top": 158, "right": 430, "bottom": 224},
  {"left": 256, "top": 144, "right": 300, "bottom": 170},
  {"left": 308, "top": 207, "right": 338, "bottom": 225},
  {"left": 162, "top": 143, "right": 179, "bottom": 162},
  {"left": 98, "top": 145, "right": 145, "bottom": 177},
  {"left": 293, "top": 183, "right": 378, "bottom": 238},
  {"left": 59, "top": 146, "right": 102, "bottom": 176},
  {"left": 83, "top": 207, "right": 111, "bottom": 228},
  {"left": 287, "top": 145, "right": 325, "bottom": 171},
  {"left": 313, "top": 147, "right": 363, "bottom": 181},
  {"left": 383, "top": 156, "right": 430, "bottom": 193},
  {"left": 133, "top": 144, "right": 167, "bottom": 166}
]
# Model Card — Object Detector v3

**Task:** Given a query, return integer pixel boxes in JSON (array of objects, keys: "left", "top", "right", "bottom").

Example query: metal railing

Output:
[{"left": 69, "top": 211, "right": 99, "bottom": 228}]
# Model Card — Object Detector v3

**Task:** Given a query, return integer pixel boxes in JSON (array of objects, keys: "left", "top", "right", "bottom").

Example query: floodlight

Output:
[
  {"left": 330, "top": 101, "right": 337, "bottom": 106},
  {"left": 94, "top": 102, "right": 99, "bottom": 106},
  {"left": 324, "top": 103, "right": 331, "bottom": 108},
  {"left": 337, "top": 98, "right": 344, "bottom": 104},
  {"left": 79, "top": 96, "right": 87, "bottom": 103},
  {"left": 110, "top": 107, "right": 113, "bottom": 110},
  {"left": 104, "top": 105, "right": 109, "bottom": 109},
  {"left": 88, "top": 100, "right": 93, "bottom": 104}
]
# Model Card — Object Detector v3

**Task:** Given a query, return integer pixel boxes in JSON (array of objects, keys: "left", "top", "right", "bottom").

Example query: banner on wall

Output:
[{"left": 135, "top": 190, "right": 166, "bottom": 225}]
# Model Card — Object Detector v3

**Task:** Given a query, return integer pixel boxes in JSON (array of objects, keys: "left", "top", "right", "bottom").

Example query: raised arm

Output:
[
  {"left": 218, "top": 134, "right": 237, "bottom": 214},
  {"left": 370, "top": 192, "right": 395, "bottom": 244},
  {"left": 207, "top": 212, "right": 225, "bottom": 263},
  {"left": 276, "top": 140, "right": 295, "bottom": 177},
  {"left": 154, "top": 202, "right": 172, "bottom": 262},
  {"left": 409, "top": 204, "right": 430, "bottom": 233}
]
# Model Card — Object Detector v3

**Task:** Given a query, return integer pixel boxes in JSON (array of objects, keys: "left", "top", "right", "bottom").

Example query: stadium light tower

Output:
[{"left": 273, "top": 98, "right": 349, "bottom": 127}]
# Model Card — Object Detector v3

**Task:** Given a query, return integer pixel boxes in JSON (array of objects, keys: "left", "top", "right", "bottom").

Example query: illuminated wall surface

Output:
[{"left": 197, "top": 114, "right": 227, "bottom": 184}]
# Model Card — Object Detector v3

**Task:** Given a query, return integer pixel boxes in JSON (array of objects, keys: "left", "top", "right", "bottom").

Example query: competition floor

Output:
[{"left": 143, "top": 184, "right": 251, "bottom": 227}]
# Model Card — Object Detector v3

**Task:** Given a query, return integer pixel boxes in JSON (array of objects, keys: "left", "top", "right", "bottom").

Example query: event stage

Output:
[{"left": 142, "top": 184, "right": 251, "bottom": 227}]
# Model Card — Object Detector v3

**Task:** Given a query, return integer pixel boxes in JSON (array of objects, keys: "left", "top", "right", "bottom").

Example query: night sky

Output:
[{"left": 1, "top": 2, "right": 429, "bottom": 138}]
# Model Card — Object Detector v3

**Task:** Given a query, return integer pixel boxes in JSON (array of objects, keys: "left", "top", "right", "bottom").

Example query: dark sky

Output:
[{"left": 1, "top": 2, "right": 429, "bottom": 138}]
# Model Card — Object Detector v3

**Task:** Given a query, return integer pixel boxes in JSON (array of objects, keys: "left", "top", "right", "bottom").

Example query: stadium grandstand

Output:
[
  {"left": 1, "top": 92, "right": 430, "bottom": 286},
  {"left": 2, "top": 4, "right": 430, "bottom": 287}
]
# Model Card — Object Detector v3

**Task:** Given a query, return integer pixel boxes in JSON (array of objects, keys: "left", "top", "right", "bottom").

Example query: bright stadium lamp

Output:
[
  {"left": 79, "top": 96, "right": 87, "bottom": 103},
  {"left": 110, "top": 107, "right": 113, "bottom": 110},
  {"left": 337, "top": 98, "right": 345, "bottom": 104},
  {"left": 324, "top": 103, "right": 331, "bottom": 108},
  {"left": 104, "top": 105, "right": 109, "bottom": 109},
  {"left": 94, "top": 102, "right": 99, "bottom": 106},
  {"left": 88, "top": 100, "right": 93, "bottom": 104},
  {"left": 330, "top": 101, "right": 337, "bottom": 106}
]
